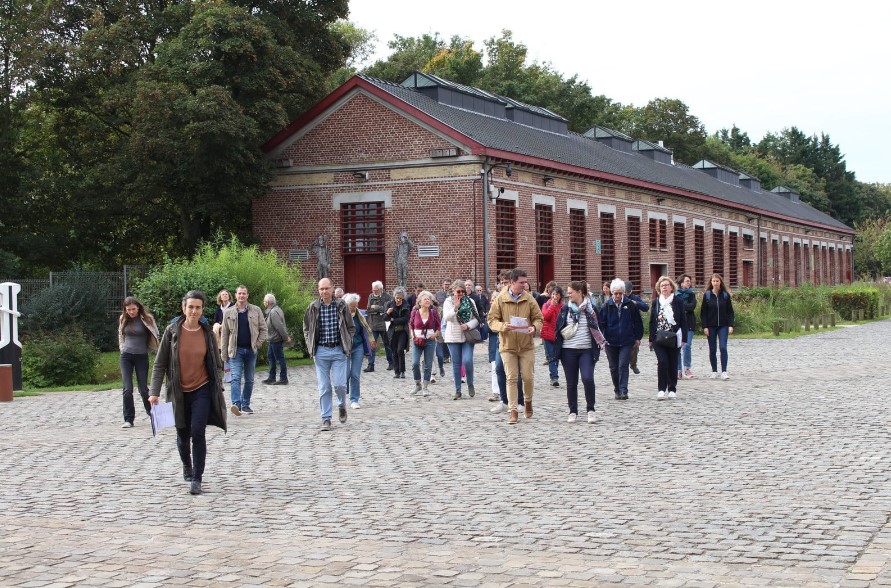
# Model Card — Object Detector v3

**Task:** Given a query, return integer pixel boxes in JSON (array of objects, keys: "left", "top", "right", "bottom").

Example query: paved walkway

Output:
[{"left": 1, "top": 321, "right": 891, "bottom": 587}]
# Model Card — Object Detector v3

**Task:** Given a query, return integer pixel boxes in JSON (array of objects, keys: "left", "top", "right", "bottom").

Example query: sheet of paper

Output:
[
  {"left": 151, "top": 402, "right": 176, "bottom": 437},
  {"left": 509, "top": 316, "right": 529, "bottom": 328}
]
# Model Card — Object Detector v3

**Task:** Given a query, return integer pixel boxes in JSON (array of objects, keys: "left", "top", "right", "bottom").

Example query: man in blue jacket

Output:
[{"left": 599, "top": 279, "right": 644, "bottom": 400}]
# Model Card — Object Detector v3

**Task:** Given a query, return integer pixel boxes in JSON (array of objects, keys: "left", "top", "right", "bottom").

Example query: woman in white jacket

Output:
[{"left": 442, "top": 279, "right": 480, "bottom": 400}]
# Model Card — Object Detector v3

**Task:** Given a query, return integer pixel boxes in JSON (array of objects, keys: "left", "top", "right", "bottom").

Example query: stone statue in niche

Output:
[
  {"left": 393, "top": 231, "right": 415, "bottom": 288},
  {"left": 309, "top": 234, "right": 332, "bottom": 279}
]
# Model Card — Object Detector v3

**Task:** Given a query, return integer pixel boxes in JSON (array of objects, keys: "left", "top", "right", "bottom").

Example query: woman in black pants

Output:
[
  {"left": 149, "top": 290, "right": 227, "bottom": 495},
  {"left": 554, "top": 281, "right": 607, "bottom": 424},
  {"left": 385, "top": 287, "right": 411, "bottom": 378},
  {"left": 118, "top": 297, "right": 159, "bottom": 428},
  {"left": 648, "top": 276, "right": 688, "bottom": 400}
]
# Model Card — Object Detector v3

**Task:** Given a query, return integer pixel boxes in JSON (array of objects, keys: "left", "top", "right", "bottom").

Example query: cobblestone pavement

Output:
[{"left": 2, "top": 321, "right": 891, "bottom": 587}]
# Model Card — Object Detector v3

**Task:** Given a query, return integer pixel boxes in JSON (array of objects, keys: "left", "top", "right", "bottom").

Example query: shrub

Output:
[
  {"left": 830, "top": 286, "right": 879, "bottom": 320},
  {"left": 135, "top": 234, "right": 315, "bottom": 356},
  {"left": 21, "top": 278, "right": 118, "bottom": 351},
  {"left": 22, "top": 325, "right": 99, "bottom": 387}
]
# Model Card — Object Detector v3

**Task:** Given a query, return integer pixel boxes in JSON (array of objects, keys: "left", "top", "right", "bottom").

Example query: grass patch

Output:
[{"left": 23, "top": 346, "right": 316, "bottom": 393}]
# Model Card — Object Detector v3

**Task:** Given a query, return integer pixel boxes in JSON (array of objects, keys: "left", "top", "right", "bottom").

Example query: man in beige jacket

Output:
[
  {"left": 221, "top": 285, "right": 268, "bottom": 415},
  {"left": 487, "top": 268, "right": 543, "bottom": 424}
]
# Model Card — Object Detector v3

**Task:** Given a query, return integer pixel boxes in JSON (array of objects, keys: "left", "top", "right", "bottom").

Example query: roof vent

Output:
[
  {"left": 584, "top": 126, "right": 633, "bottom": 153},
  {"left": 771, "top": 186, "right": 800, "bottom": 203},
  {"left": 497, "top": 94, "right": 568, "bottom": 134},
  {"left": 738, "top": 172, "right": 761, "bottom": 192},
  {"left": 402, "top": 71, "right": 507, "bottom": 118},
  {"left": 633, "top": 139, "right": 672, "bottom": 164},
  {"left": 692, "top": 160, "right": 740, "bottom": 186}
]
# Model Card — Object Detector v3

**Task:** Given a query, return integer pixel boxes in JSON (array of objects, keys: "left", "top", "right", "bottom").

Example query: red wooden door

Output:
[{"left": 344, "top": 255, "right": 385, "bottom": 305}]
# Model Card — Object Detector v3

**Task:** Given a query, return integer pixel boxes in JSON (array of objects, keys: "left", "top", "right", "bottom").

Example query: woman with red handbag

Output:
[{"left": 409, "top": 290, "right": 441, "bottom": 395}]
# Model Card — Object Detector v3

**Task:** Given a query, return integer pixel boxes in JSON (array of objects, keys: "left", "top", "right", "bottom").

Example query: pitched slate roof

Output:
[{"left": 359, "top": 75, "right": 852, "bottom": 233}]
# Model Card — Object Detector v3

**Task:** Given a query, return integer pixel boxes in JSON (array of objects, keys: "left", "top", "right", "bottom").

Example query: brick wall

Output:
[{"left": 257, "top": 91, "right": 853, "bottom": 294}]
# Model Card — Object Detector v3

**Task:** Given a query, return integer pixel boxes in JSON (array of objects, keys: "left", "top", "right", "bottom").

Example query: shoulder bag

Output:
[{"left": 560, "top": 309, "right": 579, "bottom": 339}]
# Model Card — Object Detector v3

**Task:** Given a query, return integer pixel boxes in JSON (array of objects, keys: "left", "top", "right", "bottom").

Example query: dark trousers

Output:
[
  {"left": 267, "top": 341, "right": 287, "bottom": 381},
  {"left": 369, "top": 329, "right": 392, "bottom": 366},
  {"left": 605, "top": 344, "right": 633, "bottom": 397},
  {"left": 176, "top": 381, "right": 212, "bottom": 482},
  {"left": 120, "top": 352, "right": 150, "bottom": 423},
  {"left": 653, "top": 343, "right": 679, "bottom": 392},
  {"left": 707, "top": 326, "right": 730, "bottom": 372},
  {"left": 496, "top": 351, "right": 524, "bottom": 405},
  {"left": 391, "top": 330, "right": 408, "bottom": 374},
  {"left": 630, "top": 341, "right": 640, "bottom": 370},
  {"left": 561, "top": 347, "right": 597, "bottom": 414}
]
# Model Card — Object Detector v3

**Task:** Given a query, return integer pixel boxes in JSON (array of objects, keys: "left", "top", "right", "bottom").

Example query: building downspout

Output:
[
  {"left": 481, "top": 157, "right": 491, "bottom": 292},
  {"left": 756, "top": 215, "right": 762, "bottom": 287}
]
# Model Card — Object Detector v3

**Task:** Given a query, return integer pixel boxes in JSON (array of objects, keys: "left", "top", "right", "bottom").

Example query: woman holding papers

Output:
[{"left": 149, "top": 290, "right": 227, "bottom": 495}]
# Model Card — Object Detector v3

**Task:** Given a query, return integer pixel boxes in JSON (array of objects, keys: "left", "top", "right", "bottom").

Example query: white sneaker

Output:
[
  {"left": 490, "top": 403, "right": 507, "bottom": 413},
  {"left": 430, "top": 374, "right": 436, "bottom": 383},
  {"left": 709, "top": 372, "right": 718, "bottom": 379},
  {"left": 350, "top": 401, "right": 360, "bottom": 409},
  {"left": 587, "top": 411, "right": 596, "bottom": 424},
  {"left": 667, "top": 391, "right": 677, "bottom": 399},
  {"left": 567, "top": 413, "right": 577, "bottom": 423},
  {"left": 657, "top": 390, "right": 665, "bottom": 400},
  {"left": 721, "top": 372, "right": 730, "bottom": 380}
]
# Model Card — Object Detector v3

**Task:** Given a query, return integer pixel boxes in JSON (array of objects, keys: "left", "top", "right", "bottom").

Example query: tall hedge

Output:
[{"left": 135, "top": 235, "right": 315, "bottom": 355}]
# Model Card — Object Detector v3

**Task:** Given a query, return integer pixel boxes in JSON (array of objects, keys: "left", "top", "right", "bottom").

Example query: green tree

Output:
[
  {"left": 364, "top": 33, "right": 445, "bottom": 82},
  {"left": 7, "top": 0, "right": 349, "bottom": 271},
  {"left": 323, "top": 20, "right": 378, "bottom": 92},
  {"left": 622, "top": 97, "right": 708, "bottom": 164},
  {"left": 424, "top": 36, "right": 483, "bottom": 86}
]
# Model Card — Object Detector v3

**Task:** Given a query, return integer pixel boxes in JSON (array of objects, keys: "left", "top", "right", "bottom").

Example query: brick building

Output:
[{"left": 256, "top": 72, "right": 854, "bottom": 301}]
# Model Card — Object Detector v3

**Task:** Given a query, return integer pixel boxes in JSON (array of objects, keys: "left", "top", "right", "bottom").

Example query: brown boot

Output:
[
  {"left": 524, "top": 400, "right": 533, "bottom": 419},
  {"left": 507, "top": 409, "right": 518, "bottom": 425}
]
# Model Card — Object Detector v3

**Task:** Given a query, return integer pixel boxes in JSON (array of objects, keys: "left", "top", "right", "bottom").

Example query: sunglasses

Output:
[{"left": 455, "top": 289, "right": 465, "bottom": 294}]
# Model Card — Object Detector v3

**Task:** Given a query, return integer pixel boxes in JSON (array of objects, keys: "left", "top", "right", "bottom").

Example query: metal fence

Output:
[{"left": 0, "top": 266, "right": 151, "bottom": 316}]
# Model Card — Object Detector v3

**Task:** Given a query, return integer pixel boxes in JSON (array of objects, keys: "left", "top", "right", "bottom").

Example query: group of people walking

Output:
[{"left": 116, "top": 271, "right": 736, "bottom": 494}]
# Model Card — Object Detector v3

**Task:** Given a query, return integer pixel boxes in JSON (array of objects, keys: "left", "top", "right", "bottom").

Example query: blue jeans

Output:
[
  {"left": 369, "top": 330, "right": 392, "bottom": 366},
  {"left": 229, "top": 346, "right": 257, "bottom": 409},
  {"left": 176, "top": 381, "right": 211, "bottom": 482},
  {"left": 347, "top": 344, "right": 364, "bottom": 403},
  {"left": 412, "top": 339, "right": 436, "bottom": 382},
  {"left": 605, "top": 344, "right": 633, "bottom": 397},
  {"left": 560, "top": 347, "right": 597, "bottom": 413},
  {"left": 496, "top": 350, "right": 524, "bottom": 405},
  {"left": 678, "top": 329, "right": 694, "bottom": 370},
  {"left": 706, "top": 326, "right": 730, "bottom": 372},
  {"left": 268, "top": 341, "right": 287, "bottom": 381},
  {"left": 446, "top": 342, "right": 474, "bottom": 393},
  {"left": 120, "top": 352, "right": 150, "bottom": 423},
  {"left": 314, "top": 345, "right": 348, "bottom": 420},
  {"left": 543, "top": 339, "right": 559, "bottom": 381},
  {"left": 435, "top": 339, "right": 446, "bottom": 372},
  {"left": 488, "top": 333, "right": 500, "bottom": 363}
]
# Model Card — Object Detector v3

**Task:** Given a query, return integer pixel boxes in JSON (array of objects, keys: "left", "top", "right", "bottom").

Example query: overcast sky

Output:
[{"left": 347, "top": 0, "right": 890, "bottom": 184}]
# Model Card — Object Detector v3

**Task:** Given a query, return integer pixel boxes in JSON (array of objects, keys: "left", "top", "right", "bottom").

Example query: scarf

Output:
[
  {"left": 658, "top": 293, "right": 676, "bottom": 325},
  {"left": 456, "top": 296, "right": 473, "bottom": 324}
]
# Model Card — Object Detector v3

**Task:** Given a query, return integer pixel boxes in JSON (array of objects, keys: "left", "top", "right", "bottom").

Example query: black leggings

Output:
[
  {"left": 653, "top": 344, "right": 680, "bottom": 392},
  {"left": 391, "top": 330, "right": 408, "bottom": 374}
]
